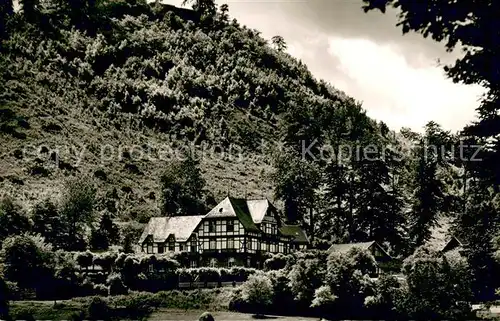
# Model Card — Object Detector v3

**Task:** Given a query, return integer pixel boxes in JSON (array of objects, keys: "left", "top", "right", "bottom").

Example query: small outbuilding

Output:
[{"left": 327, "top": 241, "right": 395, "bottom": 275}]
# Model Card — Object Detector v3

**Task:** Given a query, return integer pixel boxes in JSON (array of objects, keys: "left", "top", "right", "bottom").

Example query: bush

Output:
[
  {"left": 399, "top": 246, "right": 474, "bottom": 320},
  {"left": 93, "top": 284, "right": 109, "bottom": 297},
  {"left": 0, "top": 277, "right": 9, "bottom": 319},
  {"left": 86, "top": 296, "right": 109, "bottom": 321},
  {"left": 263, "top": 253, "right": 290, "bottom": 271},
  {"left": 240, "top": 273, "right": 273, "bottom": 316},
  {"left": 363, "top": 275, "right": 404, "bottom": 319},
  {"left": 75, "top": 251, "right": 94, "bottom": 269},
  {"left": 118, "top": 292, "right": 157, "bottom": 320},
  {"left": 288, "top": 258, "right": 325, "bottom": 307},
  {"left": 267, "top": 270, "right": 294, "bottom": 312},
  {"left": 107, "top": 274, "right": 128, "bottom": 296},
  {"left": 93, "top": 251, "right": 118, "bottom": 272},
  {"left": 317, "top": 247, "right": 376, "bottom": 318},
  {"left": 176, "top": 267, "right": 257, "bottom": 284},
  {"left": 199, "top": 311, "right": 215, "bottom": 321}
]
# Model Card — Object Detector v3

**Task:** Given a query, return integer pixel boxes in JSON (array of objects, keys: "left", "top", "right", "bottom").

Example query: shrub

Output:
[
  {"left": 107, "top": 274, "right": 128, "bottom": 296},
  {"left": 0, "top": 277, "right": 9, "bottom": 319},
  {"left": 263, "top": 253, "right": 290, "bottom": 271},
  {"left": 363, "top": 274, "right": 404, "bottom": 319},
  {"left": 240, "top": 273, "right": 273, "bottom": 316},
  {"left": 199, "top": 311, "right": 215, "bottom": 321},
  {"left": 310, "top": 285, "right": 336, "bottom": 309},
  {"left": 93, "top": 284, "right": 109, "bottom": 296},
  {"left": 288, "top": 258, "right": 325, "bottom": 307},
  {"left": 1, "top": 233, "right": 55, "bottom": 297},
  {"left": 318, "top": 247, "right": 376, "bottom": 318},
  {"left": 228, "top": 267, "right": 257, "bottom": 282},
  {"left": 176, "top": 267, "right": 257, "bottom": 284},
  {"left": 75, "top": 251, "right": 94, "bottom": 270},
  {"left": 266, "top": 270, "right": 294, "bottom": 312},
  {"left": 5, "top": 281, "right": 22, "bottom": 300},
  {"left": 110, "top": 292, "right": 159, "bottom": 320},
  {"left": 400, "top": 246, "right": 473, "bottom": 320},
  {"left": 86, "top": 296, "right": 109, "bottom": 320}
]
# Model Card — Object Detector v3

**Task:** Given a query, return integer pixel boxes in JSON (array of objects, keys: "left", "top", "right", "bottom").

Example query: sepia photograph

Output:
[{"left": 0, "top": 0, "right": 497, "bottom": 320}]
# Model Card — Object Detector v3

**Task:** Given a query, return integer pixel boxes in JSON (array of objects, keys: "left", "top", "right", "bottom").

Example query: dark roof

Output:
[
  {"left": 205, "top": 197, "right": 260, "bottom": 232},
  {"left": 140, "top": 197, "right": 310, "bottom": 244},
  {"left": 279, "top": 225, "right": 309, "bottom": 244},
  {"left": 138, "top": 215, "right": 204, "bottom": 244},
  {"left": 441, "top": 235, "right": 465, "bottom": 253}
]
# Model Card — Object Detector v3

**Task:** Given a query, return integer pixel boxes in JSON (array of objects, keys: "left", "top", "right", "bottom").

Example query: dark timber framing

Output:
[{"left": 138, "top": 197, "right": 310, "bottom": 268}]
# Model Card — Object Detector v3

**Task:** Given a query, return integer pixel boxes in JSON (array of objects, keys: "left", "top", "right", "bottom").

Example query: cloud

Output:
[
  {"left": 159, "top": 0, "right": 485, "bottom": 133},
  {"left": 326, "top": 37, "right": 485, "bottom": 132}
]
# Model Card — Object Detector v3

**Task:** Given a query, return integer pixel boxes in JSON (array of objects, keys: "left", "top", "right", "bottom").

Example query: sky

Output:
[{"left": 162, "top": 0, "right": 485, "bottom": 133}]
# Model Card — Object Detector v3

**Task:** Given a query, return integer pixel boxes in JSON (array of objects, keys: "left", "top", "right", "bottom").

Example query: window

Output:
[
  {"left": 179, "top": 244, "right": 184, "bottom": 251},
  {"left": 148, "top": 264, "right": 154, "bottom": 273},
  {"left": 261, "top": 223, "right": 266, "bottom": 232},
  {"left": 209, "top": 221, "right": 216, "bottom": 233},
  {"left": 168, "top": 239, "right": 175, "bottom": 251},
  {"left": 210, "top": 258, "right": 217, "bottom": 267},
  {"left": 190, "top": 260, "right": 197, "bottom": 268},
  {"left": 227, "top": 220, "right": 234, "bottom": 232},
  {"left": 190, "top": 238, "right": 197, "bottom": 252},
  {"left": 147, "top": 243, "right": 153, "bottom": 254},
  {"left": 227, "top": 238, "right": 234, "bottom": 249},
  {"left": 247, "top": 238, "right": 252, "bottom": 250},
  {"left": 209, "top": 239, "right": 217, "bottom": 250},
  {"left": 158, "top": 244, "right": 164, "bottom": 254},
  {"left": 228, "top": 257, "right": 235, "bottom": 267}
]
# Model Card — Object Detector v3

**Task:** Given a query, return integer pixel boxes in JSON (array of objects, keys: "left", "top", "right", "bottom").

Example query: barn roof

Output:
[{"left": 138, "top": 215, "right": 205, "bottom": 244}]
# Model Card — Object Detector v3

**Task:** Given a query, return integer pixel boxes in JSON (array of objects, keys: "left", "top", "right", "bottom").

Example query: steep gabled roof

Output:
[
  {"left": 205, "top": 197, "right": 260, "bottom": 232},
  {"left": 230, "top": 198, "right": 261, "bottom": 232},
  {"left": 138, "top": 215, "right": 205, "bottom": 244},
  {"left": 279, "top": 225, "right": 309, "bottom": 244},
  {"left": 246, "top": 199, "right": 270, "bottom": 224},
  {"left": 441, "top": 235, "right": 465, "bottom": 253}
]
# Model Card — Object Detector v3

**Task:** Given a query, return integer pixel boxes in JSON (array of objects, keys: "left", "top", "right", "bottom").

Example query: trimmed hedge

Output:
[{"left": 177, "top": 267, "right": 258, "bottom": 283}]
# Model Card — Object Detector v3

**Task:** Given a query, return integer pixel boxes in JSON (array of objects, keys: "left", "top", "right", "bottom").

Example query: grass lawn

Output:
[{"left": 149, "top": 309, "right": 321, "bottom": 321}]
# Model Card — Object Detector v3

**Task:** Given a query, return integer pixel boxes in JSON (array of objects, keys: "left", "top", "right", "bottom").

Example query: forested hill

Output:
[
  {"left": 0, "top": 0, "right": 466, "bottom": 256},
  {"left": 0, "top": 0, "right": 367, "bottom": 213}
]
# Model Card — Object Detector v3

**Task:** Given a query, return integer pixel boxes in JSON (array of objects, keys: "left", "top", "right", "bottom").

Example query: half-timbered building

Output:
[{"left": 138, "top": 197, "right": 310, "bottom": 268}]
